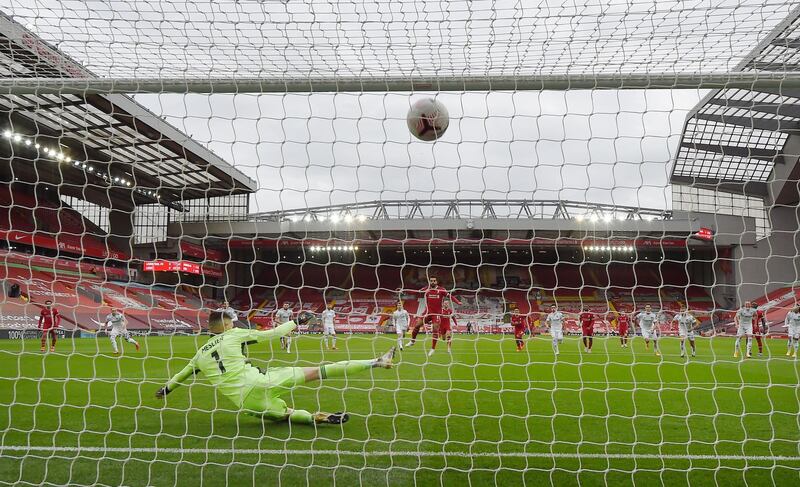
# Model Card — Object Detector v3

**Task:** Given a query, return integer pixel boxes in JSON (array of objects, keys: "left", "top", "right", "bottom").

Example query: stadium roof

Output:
[
  {"left": 0, "top": 13, "right": 256, "bottom": 212},
  {"left": 248, "top": 199, "right": 672, "bottom": 223},
  {"left": 671, "top": 6, "right": 800, "bottom": 199},
  {"left": 171, "top": 199, "right": 757, "bottom": 248}
]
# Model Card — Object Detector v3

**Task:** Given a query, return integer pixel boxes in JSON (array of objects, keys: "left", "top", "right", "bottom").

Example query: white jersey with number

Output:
[
  {"left": 321, "top": 309, "right": 336, "bottom": 334},
  {"left": 274, "top": 308, "right": 293, "bottom": 324},
  {"left": 392, "top": 310, "right": 410, "bottom": 332},
  {"left": 674, "top": 312, "right": 696, "bottom": 337},
  {"left": 785, "top": 311, "right": 800, "bottom": 336}
]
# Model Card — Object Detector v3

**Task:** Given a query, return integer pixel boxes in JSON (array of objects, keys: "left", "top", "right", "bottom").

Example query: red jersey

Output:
[
  {"left": 753, "top": 310, "right": 765, "bottom": 332},
  {"left": 420, "top": 286, "right": 461, "bottom": 315},
  {"left": 439, "top": 308, "right": 457, "bottom": 330},
  {"left": 38, "top": 308, "right": 61, "bottom": 330},
  {"left": 618, "top": 314, "right": 630, "bottom": 329},
  {"left": 579, "top": 312, "right": 594, "bottom": 328},
  {"left": 511, "top": 314, "right": 528, "bottom": 331}
]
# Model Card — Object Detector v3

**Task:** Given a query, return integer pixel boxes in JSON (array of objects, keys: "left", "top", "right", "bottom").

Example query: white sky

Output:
[{"left": 3, "top": 0, "right": 795, "bottom": 212}]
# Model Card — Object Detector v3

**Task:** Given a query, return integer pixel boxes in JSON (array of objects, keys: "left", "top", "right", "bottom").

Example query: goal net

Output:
[{"left": 2, "top": 1, "right": 800, "bottom": 485}]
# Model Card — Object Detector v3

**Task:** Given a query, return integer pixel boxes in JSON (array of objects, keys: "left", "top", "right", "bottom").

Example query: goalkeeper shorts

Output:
[{"left": 241, "top": 367, "right": 306, "bottom": 420}]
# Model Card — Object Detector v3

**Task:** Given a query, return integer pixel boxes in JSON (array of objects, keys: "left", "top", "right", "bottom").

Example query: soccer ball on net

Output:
[{"left": 407, "top": 98, "right": 449, "bottom": 141}]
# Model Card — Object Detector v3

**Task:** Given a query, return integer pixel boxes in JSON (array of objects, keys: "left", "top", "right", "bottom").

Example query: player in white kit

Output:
[
  {"left": 392, "top": 300, "right": 411, "bottom": 351},
  {"left": 320, "top": 303, "right": 337, "bottom": 350},
  {"left": 784, "top": 304, "right": 800, "bottom": 358},
  {"left": 636, "top": 305, "right": 660, "bottom": 356},
  {"left": 545, "top": 304, "right": 564, "bottom": 356},
  {"left": 217, "top": 301, "right": 238, "bottom": 322},
  {"left": 104, "top": 308, "right": 140, "bottom": 355},
  {"left": 274, "top": 303, "right": 294, "bottom": 352},
  {"left": 673, "top": 304, "right": 698, "bottom": 358},
  {"left": 734, "top": 301, "right": 756, "bottom": 359}
]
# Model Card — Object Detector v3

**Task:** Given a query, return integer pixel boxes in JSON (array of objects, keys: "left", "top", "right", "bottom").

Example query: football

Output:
[{"left": 407, "top": 98, "right": 449, "bottom": 141}]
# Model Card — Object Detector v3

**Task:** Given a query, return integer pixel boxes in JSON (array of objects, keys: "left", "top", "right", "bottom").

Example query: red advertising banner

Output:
[
  {"left": 0, "top": 230, "right": 128, "bottom": 260},
  {"left": 692, "top": 227, "right": 715, "bottom": 241},
  {"left": 227, "top": 237, "right": 689, "bottom": 249}
]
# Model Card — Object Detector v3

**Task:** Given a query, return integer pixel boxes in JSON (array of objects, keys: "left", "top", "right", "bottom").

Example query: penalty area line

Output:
[{"left": 2, "top": 446, "right": 799, "bottom": 463}]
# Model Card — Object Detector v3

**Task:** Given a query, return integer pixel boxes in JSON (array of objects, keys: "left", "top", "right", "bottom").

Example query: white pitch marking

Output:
[{"left": 1, "top": 445, "right": 799, "bottom": 463}]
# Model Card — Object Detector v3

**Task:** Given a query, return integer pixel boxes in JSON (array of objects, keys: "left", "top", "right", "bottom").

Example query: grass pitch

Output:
[{"left": 1, "top": 333, "right": 799, "bottom": 486}]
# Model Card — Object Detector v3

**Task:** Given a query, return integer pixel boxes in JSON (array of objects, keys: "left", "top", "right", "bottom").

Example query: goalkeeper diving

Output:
[{"left": 155, "top": 309, "right": 396, "bottom": 425}]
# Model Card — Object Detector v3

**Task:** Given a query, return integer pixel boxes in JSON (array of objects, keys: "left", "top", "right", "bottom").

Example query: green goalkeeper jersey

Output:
[{"left": 165, "top": 322, "right": 295, "bottom": 406}]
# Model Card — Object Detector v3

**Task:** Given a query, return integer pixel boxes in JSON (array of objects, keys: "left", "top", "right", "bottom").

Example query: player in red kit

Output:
[
  {"left": 428, "top": 301, "right": 457, "bottom": 357},
  {"left": 617, "top": 312, "right": 630, "bottom": 348},
  {"left": 580, "top": 309, "right": 595, "bottom": 353},
  {"left": 38, "top": 300, "right": 61, "bottom": 352},
  {"left": 407, "top": 276, "right": 462, "bottom": 347},
  {"left": 753, "top": 307, "right": 767, "bottom": 356},
  {"left": 510, "top": 308, "right": 529, "bottom": 351}
]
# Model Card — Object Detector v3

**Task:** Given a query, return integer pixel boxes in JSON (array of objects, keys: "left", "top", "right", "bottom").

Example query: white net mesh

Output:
[{"left": 2, "top": 1, "right": 800, "bottom": 486}]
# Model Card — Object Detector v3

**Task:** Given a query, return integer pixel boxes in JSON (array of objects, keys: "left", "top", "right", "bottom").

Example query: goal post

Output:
[{"left": 3, "top": 72, "right": 800, "bottom": 94}]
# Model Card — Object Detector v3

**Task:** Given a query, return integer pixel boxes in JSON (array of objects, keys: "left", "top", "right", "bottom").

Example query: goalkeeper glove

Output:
[{"left": 155, "top": 386, "right": 170, "bottom": 399}]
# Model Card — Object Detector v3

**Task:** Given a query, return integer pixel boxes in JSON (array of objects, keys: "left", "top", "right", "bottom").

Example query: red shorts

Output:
[
  {"left": 752, "top": 324, "right": 761, "bottom": 335},
  {"left": 582, "top": 325, "right": 594, "bottom": 336},
  {"left": 618, "top": 324, "right": 629, "bottom": 336},
  {"left": 423, "top": 314, "right": 441, "bottom": 326},
  {"left": 438, "top": 322, "right": 451, "bottom": 334},
  {"left": 514, "top": 326, "right": 526, "bottom": 339}
]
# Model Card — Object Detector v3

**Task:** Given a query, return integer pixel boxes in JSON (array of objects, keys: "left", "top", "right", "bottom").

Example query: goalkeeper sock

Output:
[
  {"left": 319, "top": 360, "right": 374, "bottom": 379},
  {"left": 288, "top": 409, "right": 315, "bottom": 425}
]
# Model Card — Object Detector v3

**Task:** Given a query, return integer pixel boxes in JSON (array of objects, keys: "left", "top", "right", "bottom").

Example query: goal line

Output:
[{"left": 3, "top": 445, "right": 800, "bottom": 463}]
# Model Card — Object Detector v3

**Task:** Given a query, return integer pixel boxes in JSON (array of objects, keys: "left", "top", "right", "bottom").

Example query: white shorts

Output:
[
  {"left": 640, "top": 327, "right": 656, "bottom": 340},
  {"left": 678, "top": 327, "right": 695, "bottom": 339},
  {"left": 395, "top": 325, "right": 408, "bottom": 335},
  {"left": 788, "top": 325, "right": 799, "bottom": 338},
  {"left": 323, "top": 324, "right": 336, "bottom": 335},
  {"left": 550, "top": 328, "right": 563, "bottom": 340},
  {"left": 736, "top": 325, "right": 752, "bottom": 338},
  {"left": 109, "top": 329, "right": 131, "bottom": 341}
]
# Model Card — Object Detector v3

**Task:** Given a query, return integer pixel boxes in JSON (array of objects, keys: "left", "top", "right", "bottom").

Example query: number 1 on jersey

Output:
[{"left": 211, "top": 350, "right": 226, "bottom": 373}]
